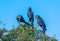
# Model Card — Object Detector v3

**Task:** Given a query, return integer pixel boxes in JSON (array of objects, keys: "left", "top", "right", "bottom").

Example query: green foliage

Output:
[{"left": 0, "top": 25, "right": 58, "bottom": 41}]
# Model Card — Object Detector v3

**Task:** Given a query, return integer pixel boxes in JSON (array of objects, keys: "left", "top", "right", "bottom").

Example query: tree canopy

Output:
[{"left": 0, "top": 25, "right": 58, "bottom": 41}]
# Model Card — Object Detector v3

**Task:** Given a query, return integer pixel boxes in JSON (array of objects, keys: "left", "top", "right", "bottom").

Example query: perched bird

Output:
[
  {"left": 27, "top": 7, "right": 34, "bottom": 26},
  {"left": 16, "top": 15, "right": 31, "bottom": 26},
  {"left": 35, "top": 15, "right": 46, "bottom": 35}
]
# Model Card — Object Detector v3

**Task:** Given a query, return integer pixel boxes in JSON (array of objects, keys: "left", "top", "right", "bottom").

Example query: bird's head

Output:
[
  {"left": 28, "top": 7, "right": 32, "bottom": 12},
  {"left": 17, "top": 15, "right": 21, "bottom": 19},
  {"left": 16, "top": 15, "right": 22, "bottom": 22}
]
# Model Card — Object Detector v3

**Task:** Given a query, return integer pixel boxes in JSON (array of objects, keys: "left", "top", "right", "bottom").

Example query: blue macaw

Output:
[
  {"left": 35, "top": 15, "right": 46, "bottom": 35},
  {"left": 27, "top": 7, "right": 34, "bottom": 26},
  {"left": 16, "top": 15, "right": 30, "bottom": 25}
]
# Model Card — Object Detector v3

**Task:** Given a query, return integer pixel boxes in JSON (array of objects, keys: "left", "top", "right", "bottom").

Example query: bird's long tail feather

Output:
[{"left": 24, "top": 21, "right": 31, "bottom": 26}]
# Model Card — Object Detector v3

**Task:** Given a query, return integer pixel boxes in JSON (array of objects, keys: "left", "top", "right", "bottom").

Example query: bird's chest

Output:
[
  {"left": 37, "top": 19, "right": 43, "bottom": 25},
  {"left": 17, "top": 18, "right": 23, "bottom": 22},
  {"left": 19, "top": 18, "right": 24, "bottom": 22},
  {"left": 28, "top": 12, "right": 32, "bottom": 18}
]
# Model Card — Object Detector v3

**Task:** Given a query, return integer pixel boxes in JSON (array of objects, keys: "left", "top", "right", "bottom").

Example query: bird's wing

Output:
[
  {"left": 37, "top": 18, "right": 43, "bottom": 25},
  {"left": 27, "top": 12, "right": 33, "bottom": 19}
]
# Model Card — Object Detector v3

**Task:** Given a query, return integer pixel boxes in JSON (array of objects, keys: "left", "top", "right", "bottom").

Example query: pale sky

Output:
[{"left": 0, "top": 0, "right": 60, "bottom": 41}]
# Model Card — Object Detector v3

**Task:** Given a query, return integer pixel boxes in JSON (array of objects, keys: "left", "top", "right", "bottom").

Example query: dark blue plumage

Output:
[
  {"left": 35, "top": 15, "right": 46, "bottom": 35},
  {"left": 16, "top": 15, "right": 31, "bottom": 25},
  {"left": 27, "top": 7, "right": 34, "bottom": 26}
]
